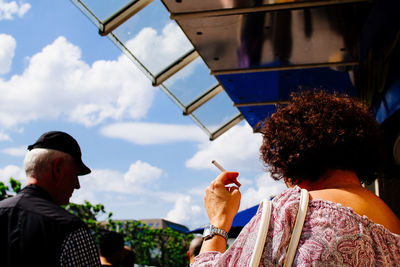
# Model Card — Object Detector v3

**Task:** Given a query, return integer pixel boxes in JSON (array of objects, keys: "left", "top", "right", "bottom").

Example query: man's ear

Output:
[{"left": 51, "top": 157, "right": 63, "bottom": 182}]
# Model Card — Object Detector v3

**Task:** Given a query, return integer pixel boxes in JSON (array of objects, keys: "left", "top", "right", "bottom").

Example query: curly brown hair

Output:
[{"left": 259, "top": 90, "right": 383, "bottom": 184}]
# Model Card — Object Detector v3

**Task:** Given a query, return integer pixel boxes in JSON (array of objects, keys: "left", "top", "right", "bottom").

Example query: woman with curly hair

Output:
[{"left": 193, "top": 90, "right": 400, "bottom": 266}]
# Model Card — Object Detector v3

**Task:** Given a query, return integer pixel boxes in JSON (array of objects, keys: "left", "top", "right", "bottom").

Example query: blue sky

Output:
[{"left": 0, "top": 0, "right": 285, "bottom": 229}]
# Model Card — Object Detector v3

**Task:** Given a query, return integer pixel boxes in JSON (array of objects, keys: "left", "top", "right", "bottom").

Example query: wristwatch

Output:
[{"left": 202, "top": 224, "right": 228, "bottom": 242}]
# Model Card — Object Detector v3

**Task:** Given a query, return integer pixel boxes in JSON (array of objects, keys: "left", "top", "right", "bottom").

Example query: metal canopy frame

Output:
[
  {"left": 69, "top": 0, "right": 380, "bottom": 139},
  {"left": 165, "top": 0, "right": 375, "bottom": 130},
  {"left": 211, "top": 61, "right": 359, "bottom": 76},
  {"left": 170, "top": 0, "right": 369, "bottom": 20},
  {"left": 183, "top": 84, "right": 223, "bottom": 115},
  {"left": 234, "top": 100, "right": 289, "bottom": 108},
  {"left": 100, "top": 0, "right": 154, "bottom": 36},
  {"left": 153, "top": 49, "right": 199, "bottom": 86},
  {"left": 210, "top": 114, "right": 244, "bottom": 140}
]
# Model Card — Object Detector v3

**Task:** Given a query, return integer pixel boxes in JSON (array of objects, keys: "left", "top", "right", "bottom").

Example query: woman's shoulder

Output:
[
  {"left": 268, "top": 186, "right": 304, "bottom": 229},
  {"left": 270, "top": 186, "right": 305, "bottom": 216},
  {"left": 309, "top": 187, "right": 400, "bottom": 235},
  {"left": 268, "top": 187, "right": 400, "bottom": 265},
  {"left": 271, "top": 186, "right": 302, "bottom": 206},
  {"left": 271, "top": 186, "right": 400, "bottom": 237}
]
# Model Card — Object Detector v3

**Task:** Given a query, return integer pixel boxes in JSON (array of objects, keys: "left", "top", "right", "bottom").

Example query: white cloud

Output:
[
  {"left": 1, "top": 145, "right": 26, "bottom": 156},
  {"left": 188, "top": 184, "right": 208, "bottom": 196},
  {"left": 77, "top": 160, "right": 163, "bottom": 194},
  {"left": 125, "top": 22, "right": 193, "bottom": 74},
  {"left": 0, "top": 23, "right": 207, "bottom": 139},
  {"left": 0, "top": 130, "right": 11, "bottom": 141},
  {"left": 70, "top": 189, "right": 97, "bottom": 205},
  {"left": 0, "top": 164, "right": 25, "bottom": 184},
  {"left": 124, "top": 160, "right": 162, "bottom": 184},
  {"left": 186, "top": 123, "right": 263, "bottom": 171},
  {"left": 0, "top": 34, "right": 16, "bottom": 74},
  {"left": 0, "top": 0, "right": 31, "bottom": 20},
  {"left": 0, "top": 36, "right": 156, "bottom": 128},
  {"left": 238, "top": 177, "right": 253, "bottom": 186},
  {"left": 166, "top": 195, "right": 203, "bottom": 226},
  {"left": 100, "top": 122, "right": 207, "bottom": 145},
  {"left": 71, "top": 162, "right": 210, "bottom": 226},
  {"left": 240, "top": 173, "right": 286, "bottom": 210}
]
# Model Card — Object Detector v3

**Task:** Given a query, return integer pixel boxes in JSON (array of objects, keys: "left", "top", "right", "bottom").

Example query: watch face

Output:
[
  {"left": 202, "top": 225, "right": 212, "bottom": 238},
  {"left": 202, "top": 224, "right": 228, "bottom": 241}
]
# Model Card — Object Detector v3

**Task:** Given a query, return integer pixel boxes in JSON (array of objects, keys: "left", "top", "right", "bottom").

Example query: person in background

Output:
[
  {"left": 99, "top": 230, "right": 128, "bottom": 267},
  {"left": 120, "top": 246, "right": 136, "bottom": 267},
  {"left": 187, "top": 236, "right": 203, "bottom": 264},
  {"left": 193, "top": 91, "right": 400, "bottom": 266},
  {"left": 0, "top": 131, "right": 100, "bottom": 267}
]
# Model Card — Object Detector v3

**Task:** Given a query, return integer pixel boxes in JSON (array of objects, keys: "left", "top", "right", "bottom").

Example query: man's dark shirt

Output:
[{"left": 0, "top": 184, "right": 100, "bottom": 266}]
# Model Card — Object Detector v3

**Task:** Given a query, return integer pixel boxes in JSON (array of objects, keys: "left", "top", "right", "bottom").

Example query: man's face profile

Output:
[{"left": 54, "top": 156, "right": 81, "bottom": 205}]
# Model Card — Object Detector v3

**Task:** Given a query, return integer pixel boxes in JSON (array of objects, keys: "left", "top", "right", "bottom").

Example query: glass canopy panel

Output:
[
  {"left": 69, "top": 0, "right": 242, "bottom": 139},
  {"left": 77, "top": 0, "right": 133, "bottom": 22},
  {"left": 112, "top": 0, "right": 194, "bottom": 75},
  {"left": 163, "top": 57, "right": 219, "bottom": 106},
  {"left": 70, "top": 0, "right": 102, "bottom": 28},
  {"left": 192, "top": 90, "right": 240, "bottom": 133}
]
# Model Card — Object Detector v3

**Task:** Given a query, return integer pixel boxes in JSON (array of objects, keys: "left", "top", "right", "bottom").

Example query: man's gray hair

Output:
[{"left": 24, "top": 148, "right": 71, "bottom": 177}]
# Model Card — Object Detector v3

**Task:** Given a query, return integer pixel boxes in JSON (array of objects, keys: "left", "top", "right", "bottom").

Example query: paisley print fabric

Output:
[{"left": 192, "top": 186, "right": 400, "bottom": 266}]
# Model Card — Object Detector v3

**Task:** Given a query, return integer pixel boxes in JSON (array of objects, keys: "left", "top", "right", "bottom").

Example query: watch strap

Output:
[{"left": 203, "top": 224, "right": 228, "bottom": 242}]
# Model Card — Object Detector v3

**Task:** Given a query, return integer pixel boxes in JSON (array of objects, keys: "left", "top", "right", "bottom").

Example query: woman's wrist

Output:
[
  {"left": 210, "top": 219, "right": 232, "bottom": 233},
  {"left": 204, "top": 234, "right": 227, "bottom": 243},
  {"left": 200, "top": 234, "right": 227, "bottom": 254}
]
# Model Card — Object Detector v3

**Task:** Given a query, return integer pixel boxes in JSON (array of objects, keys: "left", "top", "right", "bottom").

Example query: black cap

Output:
[{"left": 27, "top": 131, "right": 91, "bottom": 175}]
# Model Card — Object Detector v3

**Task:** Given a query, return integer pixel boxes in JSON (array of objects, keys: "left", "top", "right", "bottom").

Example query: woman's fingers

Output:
[
  {"left": 226, "top": 186, "right": 240, "bottom": 193},
  {"left": 213, "top": 172, "right": 241, "bottom": 187},
  {"left": 204, "top": 173, "right": 242, "bottom": 232}
]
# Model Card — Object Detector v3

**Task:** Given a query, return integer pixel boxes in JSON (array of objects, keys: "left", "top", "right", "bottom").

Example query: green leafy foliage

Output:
[
  {"left": 9, "top": 178, "right": 21, "bottom": 193},
  {"left": 111, "top": 220, "right": 193, "bottom": 266},
  {"left": 64, "top": 201, "right": 193, "bottom": 266},
  {"left": 0, "top": 178, "right": 21, "bottom": 200}
]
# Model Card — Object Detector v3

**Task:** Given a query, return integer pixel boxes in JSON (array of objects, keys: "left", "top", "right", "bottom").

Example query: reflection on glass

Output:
[
  {"left": 164, "top": 57, "right": 218, "bottom": 106},
  {"left": 192, "top": 90, "right": 240, "bottom": 133},
  {"left": 112, "top": 0, "right": 193, "bottom": 75},
  {"left": 80, "top": 0, "right": 132, "bottom": 22}
]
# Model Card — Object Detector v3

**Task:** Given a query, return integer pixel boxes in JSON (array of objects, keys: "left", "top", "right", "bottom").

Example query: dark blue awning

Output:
[{"left": 188, "top": 203, "right": 260, "bottom": 238}]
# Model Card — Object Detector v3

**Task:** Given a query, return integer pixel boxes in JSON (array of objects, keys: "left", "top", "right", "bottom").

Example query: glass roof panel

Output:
[
  {"left": 163, "top": 57, "right": 218, "bottom": 106},
  {"left": 112, "top": 0, "right": 194, "bottom": 75},
  {"left": 192, "top": 90, "right": 240, "bottom": 133},
  {"left": 80, "top": 0, "right": 132, "bottom": 22},
  {"left": 69, "top": 0, "right": 243, "bottom": 140}
]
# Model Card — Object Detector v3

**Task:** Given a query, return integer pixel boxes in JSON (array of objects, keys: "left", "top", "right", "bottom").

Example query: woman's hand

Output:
[
  {"left": 204, "top": 171, "right": 241, "bottom": 232},
  {"left": 196, "top": 172, "right": 241, "bottom": 257}
]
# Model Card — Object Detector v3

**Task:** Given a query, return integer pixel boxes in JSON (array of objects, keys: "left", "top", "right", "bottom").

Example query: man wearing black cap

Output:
[{"left": 0, "top": 131, "right": 101, "bottom": 266}]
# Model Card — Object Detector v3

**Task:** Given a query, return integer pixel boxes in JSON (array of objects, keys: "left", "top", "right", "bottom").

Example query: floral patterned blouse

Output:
[{"left": 192, "top": 186, "right": 400, "bottom": 266}]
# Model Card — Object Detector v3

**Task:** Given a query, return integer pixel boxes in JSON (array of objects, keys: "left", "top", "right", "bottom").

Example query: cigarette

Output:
[{"left": 211, "top": 160, "right": 226, "bottom": 172}]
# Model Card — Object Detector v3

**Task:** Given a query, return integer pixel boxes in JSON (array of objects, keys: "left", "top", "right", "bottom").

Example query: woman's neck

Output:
[{"left": 296, "top": 170, "right": 362, "bottom": 191}]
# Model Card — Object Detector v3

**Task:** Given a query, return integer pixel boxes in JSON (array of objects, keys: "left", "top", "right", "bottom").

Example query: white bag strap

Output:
[
  {"left": 248, "top": 188, "right": 309, "bottom": 267},
  {"left": 248, "top": 198, "right": 272, "bottom": 267},
  {"left": 283, "top": 188, "right": 309, "bottom": 267}
]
